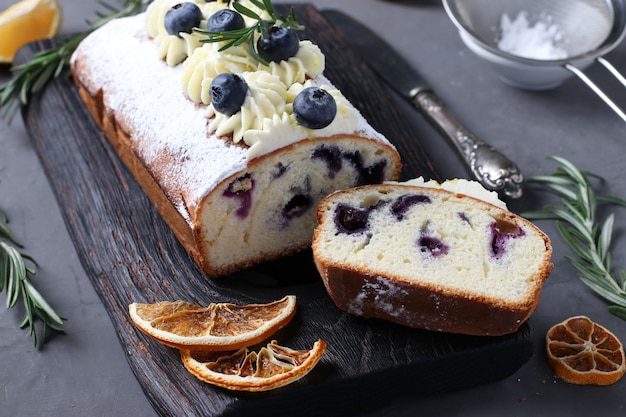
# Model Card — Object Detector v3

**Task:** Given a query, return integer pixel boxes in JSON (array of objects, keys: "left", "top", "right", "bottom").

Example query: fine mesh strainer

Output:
[{"left": 443, "top": 0, "right": 626, "bottom": 122}]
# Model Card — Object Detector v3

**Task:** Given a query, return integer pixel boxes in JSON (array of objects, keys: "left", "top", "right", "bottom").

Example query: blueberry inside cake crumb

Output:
[
  {"left": 458, "top": 212, "right": 470, "bottom": 224},
  {"left": 312, "top": 145, "right": 388, "bottom": 185},
  {"left": 344, "top": 151, "right": 387, "bottom": 185},
  {"left": 490, "top": 220, "right": 525, "bottom": 259},
  {"left": 390, "top": 194, "right": 431, "bottom": 220},
  {"left": 223, "top": 173, "right": 255, "bottom": 218},
  {"left": 271, "top": 162, "right": 289, "bottom": 179},
  {"left": 312, "top": 145, "right": 343, "bottom": 178},
  {"left": 418, "top": 235, "right": 449, "bottom": 257},
  {"left": 334, "top": 204, "right": 371, "bottom": 234},
  {"left": 282, "top": 194, "right": 313, "bottom": 220}
]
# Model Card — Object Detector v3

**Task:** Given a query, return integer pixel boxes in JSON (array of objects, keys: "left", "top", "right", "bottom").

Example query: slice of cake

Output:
[
  {"left": 69, "top": 0, "right": 402, "bottom": 277},
  {"left": 312, "top": 179, "right": 553, "bottom": 335}
]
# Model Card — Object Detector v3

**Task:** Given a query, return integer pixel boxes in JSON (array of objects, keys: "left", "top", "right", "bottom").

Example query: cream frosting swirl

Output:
[
  {"left": 206, "top": 71, "right": 288, "bottom": 142},
  {"left": 145, "top": 0, "right": 226, "bottom": 66},
  {"left": 154, "top": 31, "right": 204, "bottom": 67},
  {"left": 181, "top": 42, "right": 259, "bottom": 103},
  {"left": 205, "top": 76, "right": 359, "bottom": 159},
  {"left": 182, "top": 40, "right": 325, "bottom": 104},
  {"left": 245, "top": 80, "right": 359, "bottom": 159},
  {"left": 143, "top": 0, "right": 363, "bottom": 161},
  {"left": 263, "top": 41, "right": 325, "bottom": 86}
]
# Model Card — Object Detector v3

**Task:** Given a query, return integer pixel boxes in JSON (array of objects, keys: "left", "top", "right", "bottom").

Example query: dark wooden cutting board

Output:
[{"left": 18, "top": 4, "right": 533, "bottom": 416}]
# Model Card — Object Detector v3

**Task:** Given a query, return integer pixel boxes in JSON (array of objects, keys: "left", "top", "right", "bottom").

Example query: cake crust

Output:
[
  {"left": 314, "top": 261, "right": 550, "bottom": 335},
  {"left": 74, "top": 76, "right": 201, "bottom": 261}
]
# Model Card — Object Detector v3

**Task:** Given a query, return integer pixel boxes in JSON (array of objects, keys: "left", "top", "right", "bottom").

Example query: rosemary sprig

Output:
[
  {"left": 523, "top": 156, "right": 626, "bottom": 321},
  {"left": 196, "top": 0, "right": 301, "bottom": 65},
  {"left": 0, "top": 0, "right": 151, "bottom": 121},
  {"left": 1, "top": 206, "right": 66, "bottom": 346}
]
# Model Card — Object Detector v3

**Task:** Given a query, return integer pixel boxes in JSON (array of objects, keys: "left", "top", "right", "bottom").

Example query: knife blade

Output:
[{"left": 321, "top": 9, "right": 524, "bottom": 199}]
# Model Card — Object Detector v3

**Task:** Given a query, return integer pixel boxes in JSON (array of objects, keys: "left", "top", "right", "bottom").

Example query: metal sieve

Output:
[{"left": 443, "top": 0, "right": 626, "bottom": 122}]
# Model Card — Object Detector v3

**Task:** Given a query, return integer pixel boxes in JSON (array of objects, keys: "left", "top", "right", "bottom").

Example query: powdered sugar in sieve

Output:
[{"left": 497, "top": 12, "right": 568, "bottom": 60}]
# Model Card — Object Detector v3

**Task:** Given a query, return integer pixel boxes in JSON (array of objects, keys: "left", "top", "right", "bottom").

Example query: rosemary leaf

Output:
[
  {"left": 524, "top": 156, "right": 626, "bottom": 321},
  {"left": 24, "top": 280, "right": 65, "bottom": 325},
  {"left": 31, "top": 64, "right": 57, "bottom": 94},
  {"left": 599, "top": 194, "right": 626, "bottom": 207},
  {"left": 261, "top": 0, "right": 274, "bottom": 16},
  {"left": 196, "top": 0, "right": 301, "bottom": 66},
  {"left": 96, "top": 0, "right": 120, "bottom": 14},
  {"left": 0, "top": 218, "right": 22, "bottom": 247},
  {"left": 609, "top": 306, "right": 626, "bottom": 321},
  {"left": 579, "top": 277, "right": 626, "bottom": 307},
  {"left": 0, "top": 257, "right": 4, "bottom": 293},
  {"left": 2, "top": 242, "right": 23, "bottom": 308},
  {"left": 233, "top": 1, "right": 262, "bottom": 20},
  {"left": 598, "top": 214, "right": 614, "bottom": 261},
  {"left": 0, "top": 214, "right": 67, "bottom": 346}
]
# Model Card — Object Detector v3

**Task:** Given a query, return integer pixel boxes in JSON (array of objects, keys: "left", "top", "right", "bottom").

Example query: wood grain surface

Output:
[{"left": 18, "top": 4, "right": 533, "bottom": 416}]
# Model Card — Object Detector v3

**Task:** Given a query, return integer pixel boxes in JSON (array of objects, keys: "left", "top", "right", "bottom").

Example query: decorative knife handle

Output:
[{"left": 411, "top": 89, "right": 524, "bottom": 199}]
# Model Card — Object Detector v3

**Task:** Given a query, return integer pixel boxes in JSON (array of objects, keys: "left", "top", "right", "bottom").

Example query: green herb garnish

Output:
[
  {"left": 196, "top": 0, "right": 301, "bottom": 65},
  {"left": 0, "top": 0, "right": 151, "bottom": 121},
  {"left": 1, "top": 206, "right": 66, "bottom": 346},
  {"left": 524, "top": 156, "right": 626, "bottom": 321}
]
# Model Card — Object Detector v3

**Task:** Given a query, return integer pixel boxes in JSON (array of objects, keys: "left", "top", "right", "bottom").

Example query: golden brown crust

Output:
[
  {"left": 73, "top": 74, "right": 203, "bottom": 263},
  {"left": 315, "top": 259, "right": 552, "bottom": 336}
]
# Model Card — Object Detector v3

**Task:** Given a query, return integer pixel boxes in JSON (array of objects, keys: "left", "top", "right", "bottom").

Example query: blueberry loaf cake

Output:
[
  {"left": 312, "top": 179, "right": 553, "bottom": 336},
  {"left": 70, "top": 0, "right": 402, "bottom": 277}
]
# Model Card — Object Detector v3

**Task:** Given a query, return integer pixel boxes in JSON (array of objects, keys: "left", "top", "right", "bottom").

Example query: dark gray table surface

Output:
[{"left": 1, "top": 0, "right": 625, "bottom": 416}]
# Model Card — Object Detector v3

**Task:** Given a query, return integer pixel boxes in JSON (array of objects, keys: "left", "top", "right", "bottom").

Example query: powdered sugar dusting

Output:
[
  {"left": 497, "top": 11, "right": 568, "bottom": 60},
  {"left": 348, "top": 276, "right": 409, "bottom": 317}
]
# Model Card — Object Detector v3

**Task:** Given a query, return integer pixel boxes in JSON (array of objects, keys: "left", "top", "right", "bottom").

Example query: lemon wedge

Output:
[{"left": 0, "top": 0, "right": 63, "bottom": 64}]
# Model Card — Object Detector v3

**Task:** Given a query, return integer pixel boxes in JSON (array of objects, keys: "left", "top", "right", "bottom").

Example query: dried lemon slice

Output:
[
  {"left": 546, "top": 315, "right": 625, "bottom": 385},
  {"left": 129, "top": 295, "right": 296, "bottom": 350},
  {"left": 181, "top": 339, "right": 327, "bottom": 391}
]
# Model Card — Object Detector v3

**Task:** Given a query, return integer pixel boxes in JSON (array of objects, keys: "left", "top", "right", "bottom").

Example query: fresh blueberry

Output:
[
  {"left": 257, "top": 26, "right": 300, "bottom": 62},
  {"left": 293, "top": 87, "right": 337, "bottom": 129},
  {"left": 210, "top": 73, "right": 248, "bottom": 116},
  {"left": 164, "top": 3, "right": 203, "bottom": 37},
  {"left": 206, "top": 9, "right": 245, "bottom": 32}
]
